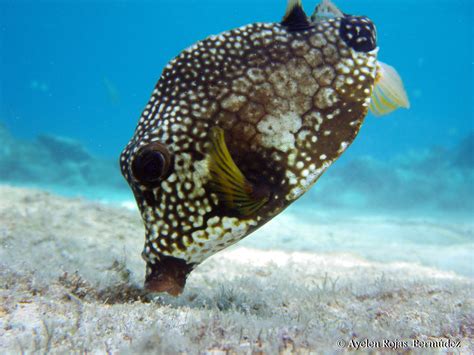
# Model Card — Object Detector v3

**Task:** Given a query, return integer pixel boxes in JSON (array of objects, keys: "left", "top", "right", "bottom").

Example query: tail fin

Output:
[{"left": 369, "top": 61, "right": 410, "bottom": 117}]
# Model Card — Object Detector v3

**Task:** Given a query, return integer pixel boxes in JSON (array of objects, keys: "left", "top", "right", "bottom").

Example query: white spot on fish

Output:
[{"left": 257, "top": 112, "right": 302, "bottom": 153}]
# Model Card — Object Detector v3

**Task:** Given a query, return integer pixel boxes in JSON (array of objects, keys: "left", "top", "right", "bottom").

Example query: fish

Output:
[{"left": 120, "top": 0, "right": 409, "bottom": 296}]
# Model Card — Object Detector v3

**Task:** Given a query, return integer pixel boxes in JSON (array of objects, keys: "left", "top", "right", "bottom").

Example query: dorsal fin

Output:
[
  {"left": 281, "top": 0, "right": 312, "bottom": 32},
  {"left": 311, "top": 0, "right": 344, "bottom": 23}
]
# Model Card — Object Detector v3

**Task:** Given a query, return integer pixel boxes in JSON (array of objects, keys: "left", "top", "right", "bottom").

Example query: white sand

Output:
[{"left": 0, "top": 185, "right": 472, "bottom": 353}]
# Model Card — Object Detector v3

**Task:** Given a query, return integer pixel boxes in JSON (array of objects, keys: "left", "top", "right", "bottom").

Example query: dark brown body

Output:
[{"left": 120, "top": 14, "right": 378, "bottom": 294}]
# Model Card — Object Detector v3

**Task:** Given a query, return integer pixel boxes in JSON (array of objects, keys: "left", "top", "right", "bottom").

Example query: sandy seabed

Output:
[{"left": 0, "top": 185, "right": 472, "bottom": 353}]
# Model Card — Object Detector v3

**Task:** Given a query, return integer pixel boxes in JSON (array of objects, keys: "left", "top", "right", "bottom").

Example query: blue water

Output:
[
  {"left": 1, "top": 0, "right": 472, "bottom": 159},
  {"left": 1, "top": 1, "right": 473, "bottom": 275}
]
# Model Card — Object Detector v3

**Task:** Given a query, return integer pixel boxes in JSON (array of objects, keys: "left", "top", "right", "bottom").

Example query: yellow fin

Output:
[
  {"left": 369, "top": 61, "right": 410, "bottom": 117},
  {"left": 208, "top": 127, "right": 268, "bottom": 216}
]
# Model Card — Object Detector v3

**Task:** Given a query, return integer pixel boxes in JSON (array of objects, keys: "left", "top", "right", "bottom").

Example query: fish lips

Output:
[{"left": 144, "top": 254, "right": 195, "bottom": 296}]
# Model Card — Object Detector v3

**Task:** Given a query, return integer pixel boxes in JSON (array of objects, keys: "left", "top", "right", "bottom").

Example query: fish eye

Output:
[
  {"left": 131, "top": 143, "right": 172, "bottom": 185},
  {"left": 340, "top": 16, "right": 376, "bottom": 53}
]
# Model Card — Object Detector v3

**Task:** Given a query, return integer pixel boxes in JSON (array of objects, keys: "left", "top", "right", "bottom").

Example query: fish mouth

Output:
[
  {"left": 145, "top": 274, "right": 185, "bottom": 297},
  {"left": 144, "top": 254, "right": 194, "bottom": 297}
]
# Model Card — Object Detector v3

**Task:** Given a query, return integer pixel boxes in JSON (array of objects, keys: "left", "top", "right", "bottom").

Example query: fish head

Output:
[{"left": 120, "top": 131, "right": 198, "bottom": 295}]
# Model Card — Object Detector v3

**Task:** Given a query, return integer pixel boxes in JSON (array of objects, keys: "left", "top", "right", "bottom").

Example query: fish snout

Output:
[{"left": 143, "top": 254, "right": 195, "bottom": 296}]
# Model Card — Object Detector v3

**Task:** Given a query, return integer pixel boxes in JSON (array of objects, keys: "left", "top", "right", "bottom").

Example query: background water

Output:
[{"left": 1, "top": 0, "right": 473, "bottom": 275}]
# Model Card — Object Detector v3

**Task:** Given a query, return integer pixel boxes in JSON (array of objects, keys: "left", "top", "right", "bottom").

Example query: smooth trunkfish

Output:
[{"left": 120, "top": 0, "right": 409, "bottom": 296}]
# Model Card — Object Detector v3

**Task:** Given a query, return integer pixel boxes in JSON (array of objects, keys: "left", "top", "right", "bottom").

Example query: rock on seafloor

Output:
[
  {"left": 0, "top": 121, "right": 128, "bottom": 195},
  {"left": 0, "top": 185, "right": 473, "bottom": 353}
]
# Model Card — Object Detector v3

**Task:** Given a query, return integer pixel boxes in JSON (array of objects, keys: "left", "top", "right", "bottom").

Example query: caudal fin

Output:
[{"left": 369, "top": 61, "right": 410, "bottom": 117}]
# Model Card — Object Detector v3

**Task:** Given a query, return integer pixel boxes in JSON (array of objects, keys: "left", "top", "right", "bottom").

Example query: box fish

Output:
[{"left": 120, "top": 0, "right": 409, "bottom": 296}]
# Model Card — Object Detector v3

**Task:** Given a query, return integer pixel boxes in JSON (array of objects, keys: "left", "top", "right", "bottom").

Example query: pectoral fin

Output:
[
  {"left": 369, "top": 61, "right": 410, "bottom": 117},
  {"left": 208, "top": 127, "right": 268, "bottom": 216}
]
